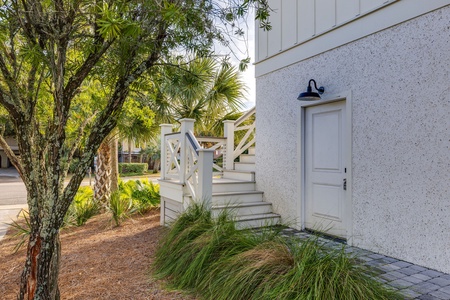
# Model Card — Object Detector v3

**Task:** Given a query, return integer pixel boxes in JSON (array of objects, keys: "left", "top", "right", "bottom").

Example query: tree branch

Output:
[
  {"left": 63, "top": 40, "right": 113, "bottom": 107},
  {"left": 67, "top": 111, "right": 98, "bottom": 164},
  {"left": 0, "top": 132, "right": 24, "bottom": 178},
  {"left": 0, "top": 54, "right": 22, "bottom": 113}
]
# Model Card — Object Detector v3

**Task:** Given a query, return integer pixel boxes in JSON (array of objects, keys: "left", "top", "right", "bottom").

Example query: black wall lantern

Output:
[{"left": 297, "top": 79, "right": 325, "bottom": 101}]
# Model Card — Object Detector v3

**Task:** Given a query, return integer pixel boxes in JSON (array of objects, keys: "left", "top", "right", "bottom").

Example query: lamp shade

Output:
[{"left": 297, "top": 79, "right": 324, "bottom": 101}]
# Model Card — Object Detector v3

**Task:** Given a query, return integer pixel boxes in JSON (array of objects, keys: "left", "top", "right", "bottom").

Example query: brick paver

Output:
[{"left": 280, "top": 228, "right": 450, "bottom": 300}]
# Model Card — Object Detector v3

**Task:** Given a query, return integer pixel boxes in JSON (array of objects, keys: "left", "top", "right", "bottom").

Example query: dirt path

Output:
[{"left": 0, "top": 210, "right": 195, "bottom": 300}]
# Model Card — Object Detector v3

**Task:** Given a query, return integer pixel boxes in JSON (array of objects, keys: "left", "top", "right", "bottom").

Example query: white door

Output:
[{"left": 305, "top": 101, "right": 347, "bottom": 239}]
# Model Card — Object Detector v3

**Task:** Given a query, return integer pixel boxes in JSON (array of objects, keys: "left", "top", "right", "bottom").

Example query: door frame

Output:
[{"left": 296, "top": 91, "right": 353, "bottom": 244}]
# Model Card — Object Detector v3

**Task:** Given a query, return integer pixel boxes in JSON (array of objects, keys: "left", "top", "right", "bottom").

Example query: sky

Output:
[{"left": 214, "top": 9, "right": 256, "bottom": 111}]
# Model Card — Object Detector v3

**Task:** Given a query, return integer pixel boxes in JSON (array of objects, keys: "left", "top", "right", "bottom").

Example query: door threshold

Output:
[{"left": 303, "top": 228, "right": 347, "bottom": 244}]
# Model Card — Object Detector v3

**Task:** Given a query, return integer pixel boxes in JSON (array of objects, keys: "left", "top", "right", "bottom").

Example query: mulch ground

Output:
[{"left": 0, "top": 210, "right": 196, "bottom": 300}]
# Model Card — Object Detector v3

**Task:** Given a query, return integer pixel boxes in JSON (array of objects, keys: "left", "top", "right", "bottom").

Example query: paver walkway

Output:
[{"left": 280, "top": 228, "right": 450, "bottom": 300}]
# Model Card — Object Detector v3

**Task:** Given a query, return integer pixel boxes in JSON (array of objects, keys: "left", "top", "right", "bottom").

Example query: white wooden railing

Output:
[
  {"left": 160, "top": 119, "right": 214, "bottom": 204},
  {"left": 160, "top": 108, "right": 256, "bottom": 203},
  {"left": 197, "top": 136, "right": 226, "bottom": 175},
  {"left": 223, "top": 106, "right": 256, "bottom": 170}
]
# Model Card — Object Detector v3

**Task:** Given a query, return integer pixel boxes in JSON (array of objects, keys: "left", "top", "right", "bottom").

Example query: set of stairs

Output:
[{"left": 210, "top": 148, "right": 280, "bottom": 229}]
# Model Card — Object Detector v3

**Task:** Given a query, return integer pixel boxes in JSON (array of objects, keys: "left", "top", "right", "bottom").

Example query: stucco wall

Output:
[{"left": 255, "top": 6, "right": 450, "bottom": 273}]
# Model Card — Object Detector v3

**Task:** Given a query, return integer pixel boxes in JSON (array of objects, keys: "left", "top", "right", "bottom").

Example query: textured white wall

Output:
[{"left": 255, "top": 6, "right": 450, "bottom": 273}]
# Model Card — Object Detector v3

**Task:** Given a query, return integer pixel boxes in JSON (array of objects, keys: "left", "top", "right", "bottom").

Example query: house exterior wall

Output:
[
  {"left": 255, "top": 5, "right": 450, "bottom": 273},
  {"left": 256, "top": 0, "right": 449, "bottom": 76},
  {"left": 258, "top": 0, "right": 394, "bottom": 61}
]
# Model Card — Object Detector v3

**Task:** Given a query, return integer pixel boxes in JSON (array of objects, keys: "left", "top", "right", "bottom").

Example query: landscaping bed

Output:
[{"left": 0, "top": 210, "right": 195, "bottom": 300}]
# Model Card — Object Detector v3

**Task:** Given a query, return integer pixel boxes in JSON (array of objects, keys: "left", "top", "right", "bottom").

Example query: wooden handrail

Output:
[{"left": 234, "top": 106, "right": 256, "bottom": 127}]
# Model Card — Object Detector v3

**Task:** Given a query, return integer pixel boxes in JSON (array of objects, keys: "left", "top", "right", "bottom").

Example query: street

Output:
[
  {"left": 0, "top": 181, "right": 27, "bottom": 206},
  {"left": 0, "top": 173, "right": 27, "bottom": 240}
]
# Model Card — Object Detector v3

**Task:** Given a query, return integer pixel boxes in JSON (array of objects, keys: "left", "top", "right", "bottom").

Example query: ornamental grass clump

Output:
[{"left": 154, "top": 203, "right": 402, "bottom": 300}]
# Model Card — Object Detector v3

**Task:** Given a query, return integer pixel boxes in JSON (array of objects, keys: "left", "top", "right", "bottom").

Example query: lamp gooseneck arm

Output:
[{"left": 308, "top": 79, "right": 325, "bottom": 94}]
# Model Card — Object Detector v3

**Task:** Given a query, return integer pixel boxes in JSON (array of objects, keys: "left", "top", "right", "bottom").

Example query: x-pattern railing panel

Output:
[
  {"left": 197, "top": 137, "right": 226, "bottom": 174},
  {"left": 233, "top": 108, "right": 256, "bottom": 160},
  {"left": 164, "top": 133, "right": 181, "bottom": 179}
]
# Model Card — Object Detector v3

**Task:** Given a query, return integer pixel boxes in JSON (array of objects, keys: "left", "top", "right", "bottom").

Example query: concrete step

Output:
[
  {"left": 234, "top": 162, "right": 256, "bottom": 172},
  {"left": 222, "top": 170, "right": 255, "bottom": 181},
  {"left": 239, "top": 154, "right": 255, "bottom": 163},
  {"left": 212, "top": 179, "right": 256, "bottom": 193},
  {"left": 211, "top": 191, "right": 263, "bottom": 205},
  {"left": 235, "top": 213, "right": 281, "bottom": 229},
  {"left": 212, "top": 202, "right": 273, "bottom": 217}
]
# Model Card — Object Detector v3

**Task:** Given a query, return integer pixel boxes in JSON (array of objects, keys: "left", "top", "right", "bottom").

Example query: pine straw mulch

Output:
[{"left": 0, "top": 209, "right": 196, "bottom": 300}]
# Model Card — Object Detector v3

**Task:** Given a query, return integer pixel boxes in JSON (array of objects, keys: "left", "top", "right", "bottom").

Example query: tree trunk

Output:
[
  {"left": 95, "top": 141, "right": 112, "bottom": 209},
  {"left": 153, "top": 159, "right": 160, "bottom": 173},
  {"left": 110, "top": 134, "right": 119, "bottom": 193},
  {"left": 128, "top": 140, "right": 132, "bottom": 163},
  {"left": 20, "top": 229, "right": 61, "bottom": 300}
]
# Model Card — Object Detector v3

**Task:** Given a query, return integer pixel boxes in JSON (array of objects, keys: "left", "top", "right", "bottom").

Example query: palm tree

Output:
[
  {"left": 94, "top": 134, "right": 113, "bottom": 209},
  {"left": 117, "top": 98, "right": 156, "bottom": 163},
  {"left": 94, "top": 99, "right": 156, "bottom": 205},
  {"left": 149, "top": 57, "right": 246, "bottom": 136}
]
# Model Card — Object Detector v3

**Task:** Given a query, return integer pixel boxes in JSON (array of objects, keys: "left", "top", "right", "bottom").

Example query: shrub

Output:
[
  {"left": 119, "top": 179, "right": 160, "bottom": 213},
  {"left": 153, "top": 203, "right": 402, "bottom": 300},
  {"left": 118, "top": 163, "right": 148, "bottom": 175},
  {"left": 108, "top": 190, "right": 135, "bottom": 227},
  {"left": 64, "top": 186, "right": 99, "bottom": 227}
]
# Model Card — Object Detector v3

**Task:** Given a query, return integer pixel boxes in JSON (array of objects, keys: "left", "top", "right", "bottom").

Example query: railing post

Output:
[
  {"left": 180, "top": 118, "right": 195, "bottom": 184},
  {"left": 160, "top": 124, "right": 173, "bottom": 180},
  {"left": 197, "top": 149, "right": 214, "bottom": 209},
  {"left": 223, "top": 120, "right": 235, "bottom": 170},
  {"left": 159, "top": 124, "right": 172, "bottom": 226}
]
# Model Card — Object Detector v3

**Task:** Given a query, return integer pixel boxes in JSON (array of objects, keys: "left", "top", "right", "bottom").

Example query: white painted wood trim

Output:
[
  {"left": 256, "top": 1, "right": 450, "bottom": 77},
  {"left": 160, "top": 124, "right": 173, "bottom": 180},
  {"left": 297, "top": 91, "right": 353, "bottom": 243},
  {"left": 197, "top": 149, "right": 214, "bottom": 208}
]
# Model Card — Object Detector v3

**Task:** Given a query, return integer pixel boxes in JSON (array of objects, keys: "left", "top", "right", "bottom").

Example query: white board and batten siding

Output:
[{"left": 255, "top": 0, "right": 450, "bottom": 77}]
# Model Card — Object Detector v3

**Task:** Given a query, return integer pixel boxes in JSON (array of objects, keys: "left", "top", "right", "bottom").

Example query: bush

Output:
[
  {"left": 118, "top": 163, "right": 148, "bottom": 175},
  {"left": 64, "top": 186, "right": 99, "bottom": 227},
  {"left": 153, "top": 204, "right": 402, "bottom": 300},
  {"left": 108, "top": 190, "right": 134, "bottom": 227},
  {"left": 119, "top": 179, "right": 160, "bottom": 213}
]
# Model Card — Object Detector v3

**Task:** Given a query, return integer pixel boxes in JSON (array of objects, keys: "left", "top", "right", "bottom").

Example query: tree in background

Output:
[
  {"left": 149, "top": 56, "right": 246, "bottom": 136},
  {"left": 94, "top": 98, "right": 155, "bottom": 205},
  {"left": 118, "top": 98, "right": 155, "bottom": 163},
  {"left": 0, "top": 0, "right": 270, "bottom": 298}
]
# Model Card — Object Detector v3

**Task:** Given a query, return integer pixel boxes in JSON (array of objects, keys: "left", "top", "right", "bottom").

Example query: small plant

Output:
[
  {"left": 8, "top": 210, "right": 31, "bottom": 253},
  {"left": 131, "top": 180, "right": 160, "bottom": 213},
  {"left": 64, "top": 186, "right": 99, "bottom": 227},
  {"left": 108, "top": 190, "right": 134, "bottom": 226},
  {"left": 119, "top": 179, "right": 160, "bottom": 214}
]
